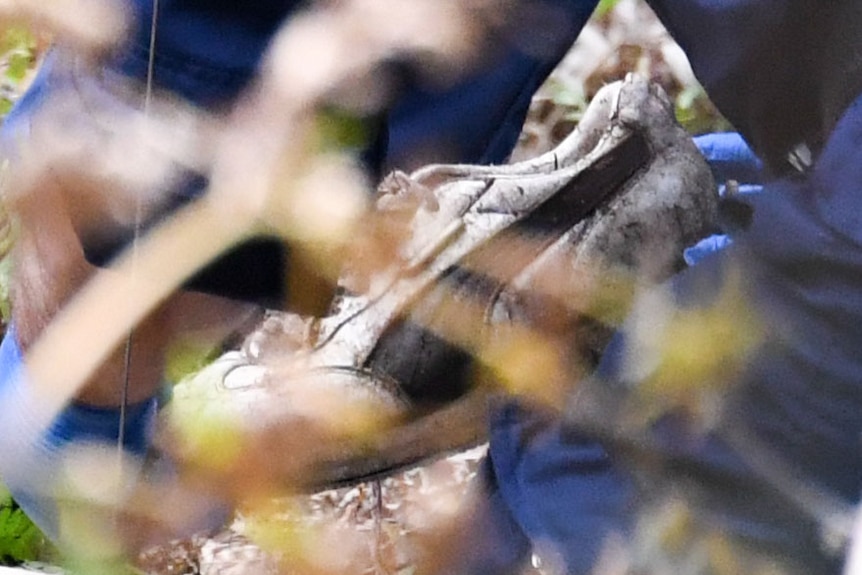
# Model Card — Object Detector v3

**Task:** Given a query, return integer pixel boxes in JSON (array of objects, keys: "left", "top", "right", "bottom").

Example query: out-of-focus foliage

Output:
[
  {"left": 0, "top": 199, "right": 16, "bottom": 324},
  {"left": 313, "top": 108, "right": 372, "bottom": 155},
  {"left": 513, "top": 0, "right": 730, "bottom": 161},
  {"left": 165, "top": 338, "right": 220, "bottom": 385},
  {"left": 0, "top": 484, "right": 51, "bottom": 565},
  {"left": 0, "top": 24, "right": 49, "bottom": 569},
  {"left": 595, "top": 0, "right": 623, "bottom": 18},
  {"left": 0, "top": 27, "right": 38, "bottom": 116},
  {"left": 0, "top": 25, "right": 41, "bottom": 330},
  {"left": 626, "top": 268, "right": 764, "bottom": 427},
  {"left": 674, "top": 83, "right": 733, "bottom": 135}
]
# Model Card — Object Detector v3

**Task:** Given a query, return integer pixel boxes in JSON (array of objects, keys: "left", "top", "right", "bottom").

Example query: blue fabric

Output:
[
  {"left": 481, "top": 13, "right": 862, "bottom": 559},
  {"left": 728, "top": 91, "right": 862, "bottom": 503},
  {"left": 386, "top": 0, "right": 597, "bottom": 168},
  {"left": 118, "top": 0, "right": 302, "bottom": 107},
  {"left": 647, "top": 0, "right": 862, "bottom": 174},
  {"left": 485, "top": 133, "right": 764, "bottom": 573},
  {"left": 0, "top": 331, "right": 157, "bottom": 457},
  {"left": 449, "top": 457, "right": 534, "bottom": 575},
  {"left": 0, "top": 329, "right": 158, "bottom": 540},
  {"left": 587, "top": 89, "right": 862, "bottom": 574},
  {"left": 486, "top": 402, "right": 633, "bottom": 574},
  {"left": 117, "top": 0, "right": 597, "bottom": 166}
]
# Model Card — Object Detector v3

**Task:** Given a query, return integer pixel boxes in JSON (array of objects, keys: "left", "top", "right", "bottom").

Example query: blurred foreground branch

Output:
[{"left": 16, "top": 0, "right": 513, "bottom": 452}]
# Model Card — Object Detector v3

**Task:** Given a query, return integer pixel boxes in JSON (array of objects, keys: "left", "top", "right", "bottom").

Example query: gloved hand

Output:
[{"left": 684, "top": 132, "right": 764, "bottom": 265}]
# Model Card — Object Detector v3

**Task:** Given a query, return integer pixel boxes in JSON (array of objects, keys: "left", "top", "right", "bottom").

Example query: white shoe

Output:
[{"left": 167, "top": 75, "right": 718, "bottom": 487}]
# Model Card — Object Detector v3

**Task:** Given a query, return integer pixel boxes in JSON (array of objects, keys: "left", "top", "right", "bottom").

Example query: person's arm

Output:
[{"left": 385, "top": 0, "right": 600, "bottom": 170}]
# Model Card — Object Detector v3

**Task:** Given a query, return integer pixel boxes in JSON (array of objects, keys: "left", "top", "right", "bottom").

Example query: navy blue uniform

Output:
[{"left": 483, "top": 2, "right": 862, "bottom": 573}]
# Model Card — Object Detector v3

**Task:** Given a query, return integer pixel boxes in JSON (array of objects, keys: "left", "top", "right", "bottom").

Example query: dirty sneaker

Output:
[{"left": 164, "top": 75, "right": 718, "bottom": 488}]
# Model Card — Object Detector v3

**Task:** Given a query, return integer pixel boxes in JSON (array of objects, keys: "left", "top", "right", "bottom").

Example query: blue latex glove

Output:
[
  {"left": 684, "top": 132, "right": 764, "bottom": 266},
  {"left": 694, "top": 132, "right": 763, "bottom": 186}
]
